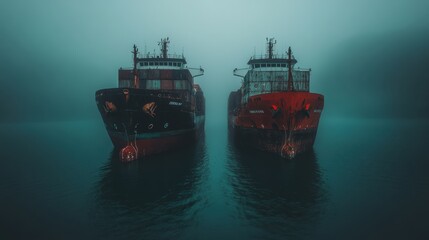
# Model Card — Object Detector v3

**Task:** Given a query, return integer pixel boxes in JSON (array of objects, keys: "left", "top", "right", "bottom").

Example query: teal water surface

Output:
[{"left": 1, "top": 118, "right": 428, "bottom": 239}]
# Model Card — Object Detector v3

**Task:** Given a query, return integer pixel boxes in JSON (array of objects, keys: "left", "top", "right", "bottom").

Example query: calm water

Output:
[{"left": 1, "top": 117, "right": 429, "bottom": 239}]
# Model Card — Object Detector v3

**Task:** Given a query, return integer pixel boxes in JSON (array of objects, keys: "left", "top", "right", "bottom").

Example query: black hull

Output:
[{"left": 96, "top": 88, "right": 205, "bottom": 157}]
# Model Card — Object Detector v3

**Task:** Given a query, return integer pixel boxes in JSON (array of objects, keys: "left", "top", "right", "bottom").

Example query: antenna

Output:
[
  {"left": 158, "top": 37, "right": 170, "bottom": 58},
  {"left": 266, "top": 38, "right": 276, "bottom": 59},
  {"left": 132, "top": 44, "right": 139, "bottom": 88},
  {"left": 287, "top": 46, "right": 294, "bottom": 91}
]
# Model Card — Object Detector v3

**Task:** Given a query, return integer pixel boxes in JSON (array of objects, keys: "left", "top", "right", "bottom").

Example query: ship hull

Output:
[
  {"left": 228, "top": 91, "right": 324, "bottom": 158},
  {"left": 107, "top": 117, "right": 204, "bottom": 156},
  {"left": 230, "top": 126, "right": 318, "bottom": 158},
  {"left": 96, "top": 88, "right": 205, "bottom": 161}
]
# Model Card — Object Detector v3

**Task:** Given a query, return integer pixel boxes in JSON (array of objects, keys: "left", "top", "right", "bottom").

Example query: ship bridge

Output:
[
  {"left": 137, "top": 54, "right": 187, "bottom": 70},
  {"left": 137, "top": 37, "right": 187, "bottom": 70},
  {"left": 247, "top": 55, "right": 297, "bottom": 69}
]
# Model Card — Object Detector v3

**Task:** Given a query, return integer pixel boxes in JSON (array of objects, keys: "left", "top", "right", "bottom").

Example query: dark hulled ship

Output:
[
  {"left": 96, "top": 38, "right": 205, "bottom": 161},
  {"left": 228, "top": 38, "right": 324, "bottom": 158}
]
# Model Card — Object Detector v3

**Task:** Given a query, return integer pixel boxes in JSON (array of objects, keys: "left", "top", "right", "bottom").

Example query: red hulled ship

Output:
[
  {"left": 96, "top": 38, "right": 205, "bottom": 161},
  {"left": 228, "top": 38, "right": 324, "bottom": 158}
]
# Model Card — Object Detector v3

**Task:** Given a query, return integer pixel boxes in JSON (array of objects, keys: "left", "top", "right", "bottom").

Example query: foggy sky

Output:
[{"left": 1, "top": 0, "right": 428, "bottom": 122}]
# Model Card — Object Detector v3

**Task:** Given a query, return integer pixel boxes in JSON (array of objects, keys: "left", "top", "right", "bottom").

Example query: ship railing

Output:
[
  {"left": 120, "top": 65, "right": 184, "bottom": 70},
  {"left": 250, "top": 53, "right": 290, "bottom": 60},
  {"left": 138, "top": 53, "right": 185, "bottom": 59}
]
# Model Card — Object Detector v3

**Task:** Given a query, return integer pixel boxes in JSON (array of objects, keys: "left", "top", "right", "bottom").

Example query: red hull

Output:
[
  {"left": 229, "top": 92, "right": 324, "bottom": 158},
  {"left": 229, "top": 39, "right": 324, "bottom": 158}
]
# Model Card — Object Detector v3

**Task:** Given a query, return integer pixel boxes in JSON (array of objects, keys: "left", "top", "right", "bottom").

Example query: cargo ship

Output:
[
  {"left": 228, "top": 38, "right": 324, "bottom": 158},
  {"left": 96, "top": 38, "right": 205, "bottom": 161}
]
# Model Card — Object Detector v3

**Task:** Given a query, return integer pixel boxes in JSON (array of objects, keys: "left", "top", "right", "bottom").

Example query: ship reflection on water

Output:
[
  {"left": 3, "top": 120, "right": 428, "bottom": 239},
  {"left": 93, "top": 134, "right": 209, "bottom": 239},
  {"left": 226, "top": 134, "right": 327, "bottom": 239},
  {"left": 92, "top": 126, "right": 327, "bottom": 239}
]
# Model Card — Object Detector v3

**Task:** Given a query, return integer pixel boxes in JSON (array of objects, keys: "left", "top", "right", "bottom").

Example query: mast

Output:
[
  {"left": 159, "top": 37, "right": 170, "bottom": 58},
  {"left": 266, "top": 38, "right": 276, "bottom": 59},
  {"left": 132, "top": 44, "right": 139, "bottom": 88},
  {"left": 287, "top": 46, "right": 294, "bottom": 91}
]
